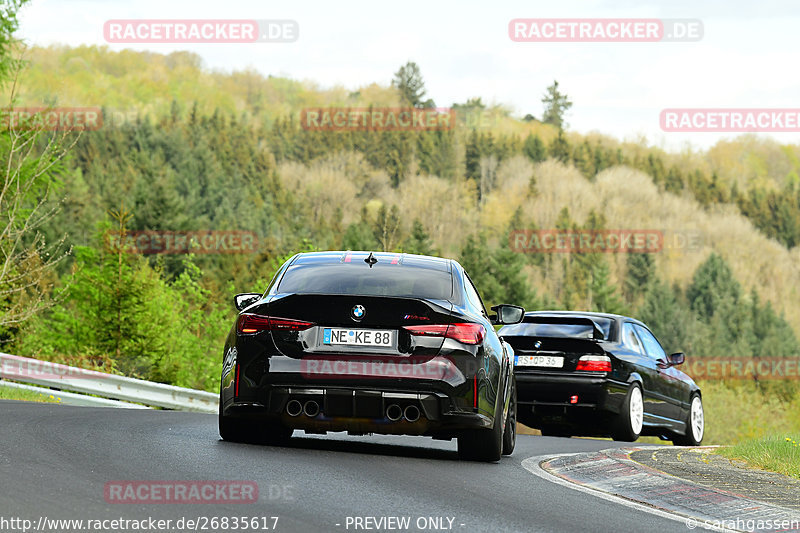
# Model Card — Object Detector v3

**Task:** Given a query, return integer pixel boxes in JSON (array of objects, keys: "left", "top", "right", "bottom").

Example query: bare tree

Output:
[{"left": 0, "top": 59, "right": 75, "bottom": 326}]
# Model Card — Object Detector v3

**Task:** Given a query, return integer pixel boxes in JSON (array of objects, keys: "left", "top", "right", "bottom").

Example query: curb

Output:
[{"left": 523, "top": 447, "right": 800, "bottom": 533}]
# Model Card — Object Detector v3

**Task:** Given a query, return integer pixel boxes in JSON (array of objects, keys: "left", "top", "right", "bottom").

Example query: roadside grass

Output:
[
  {"left": 0, "top": 384, "right": 60, "bottom": 404},
  {"left": 718, "top": 434, "right": 800, "bottom": 479},
  {"left": 517, "top": 379, "right": 800, "bottom": 447},
  {"left": 699, "top": 380, "right": 800, "bottom": 445}
]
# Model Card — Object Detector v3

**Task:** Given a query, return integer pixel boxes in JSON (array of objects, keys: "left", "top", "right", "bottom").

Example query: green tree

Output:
[
  {"left": 0, "top": 0, "right": 27, "bottom": 84},
  {"left": 624, "top": 253, "right": 656, "bottom": 304},
  {"left": 548, "top": 130, "right": 570, "bottom": 162},
  {"left": 403, "top": 220, "right": 436, "bottom": 256},
  {"left": 459, "top": 234, "right": 540, "bottom": 310},
  {"left": 687, "top": 253, "right": 741, "bottom": 320},
  {"left": 589, "top": 260, "right": 627, "bottom": 315},
  {"left": 541, "top": 80, "right": 573, "bottom": 129},
  {"left": 391, "top": 61, "right": 434, "bottom": 108},
  {"left": 523, "top": 133, "right": 546, "bottom": 163},
  {"left": 637, "top": 279, "right": 691, "bottom": 354}
]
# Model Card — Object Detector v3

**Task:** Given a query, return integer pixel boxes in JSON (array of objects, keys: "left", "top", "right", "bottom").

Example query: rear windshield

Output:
[
  {"left": 276, "top": 264, "right": 452, "bottom": 300},
  {"left": 500, "top": 318, "right": 613, "bottom": 340}
]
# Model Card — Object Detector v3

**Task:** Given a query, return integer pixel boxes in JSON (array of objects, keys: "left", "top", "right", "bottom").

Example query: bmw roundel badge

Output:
[{"left": 351, "top": 304, "right": 365, "bottom": 321}]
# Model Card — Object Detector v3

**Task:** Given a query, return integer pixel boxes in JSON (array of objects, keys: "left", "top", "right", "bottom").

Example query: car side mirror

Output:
[
  {"left": 669, "top": 352, "right": 685, "bottom": 366},
  {"left": 234, "top": 293, "right": 262, "bottom": 311},
  {"left": 490, "top": 304, "right": 525, "bottom": 325},
  {"left": 659, "top": 352, "right": 685, "bottom": 368}
]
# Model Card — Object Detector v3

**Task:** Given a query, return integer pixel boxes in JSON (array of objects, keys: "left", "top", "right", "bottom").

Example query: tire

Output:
[
  {"left": 611, "top": 383, "right": 643, "bottom": 442},
  {"left": 672, "top": 394, "right": 704, "bottom": 446},
  {"left": 219, "top": 396, "right": 292, "bottom": 445},
  {"left": 502, "top": 378, "right": 517, "bottom": 456},
  {"left": 458, "top": 390, "right": 504, "bottom": 462},
  {"left": 219, "top": 396, "right": 248, "bottom": 442}
]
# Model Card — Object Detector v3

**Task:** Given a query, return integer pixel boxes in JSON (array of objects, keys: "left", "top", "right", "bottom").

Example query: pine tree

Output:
[
  {"left": 541, "top": 80, "right": 573, "bottom": 129},
  {"left": 589, "top": 260, "right": 627, "bottom": 315},
  {"left": 391, "top": 61, "right": 434, "bottom": 108},
  {"left": 403, "top": 220, "right": 436, "bottom": 256},
  {"left": 523, "top": 133, "right": 546, "bottom": 163},
  {"left": 637, "top": 279, "right": 690, "bottom": 354},
  {"left": 624, "top": 253, "right": 655, "bottom": 304},
  {"left": 548, "top": 130, "right": 570, "bottom": 163}
]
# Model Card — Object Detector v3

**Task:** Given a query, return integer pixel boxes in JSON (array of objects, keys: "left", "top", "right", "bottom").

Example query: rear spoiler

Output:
[{"left": 523, "top": 316, "right": 605, "bottom": 340}]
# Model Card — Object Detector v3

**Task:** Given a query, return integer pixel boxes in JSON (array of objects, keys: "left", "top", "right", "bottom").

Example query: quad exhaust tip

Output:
[
  {"left": 403, "top": 405, "right": 420, "bottom": 423},
  {"left": 386, "top": 404, "right": 403, "bottom": 422},
  {"left": 286, "top": 399, "right": 303, "bottom": 417},
  {"left": 303, "top": 400, "right": 320, "bottom": 418}
]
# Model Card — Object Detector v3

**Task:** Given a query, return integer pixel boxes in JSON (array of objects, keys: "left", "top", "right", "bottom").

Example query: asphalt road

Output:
[{"left": 0, "top": 401, "right": 688, "bottom": 533}]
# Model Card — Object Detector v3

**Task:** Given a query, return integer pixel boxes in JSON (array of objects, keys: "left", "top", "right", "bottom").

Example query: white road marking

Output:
[{"left": 521, "top": 453, "right": 739, "bottom": 532}]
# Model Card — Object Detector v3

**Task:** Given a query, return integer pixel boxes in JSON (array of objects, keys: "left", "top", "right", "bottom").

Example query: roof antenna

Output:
[{"left": 364, "top": 252, "right": 378, "bottom": 267}]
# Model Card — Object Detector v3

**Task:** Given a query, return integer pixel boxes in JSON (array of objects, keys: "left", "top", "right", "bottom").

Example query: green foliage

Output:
[
  {"left": 637, "top": 279, "right": 691, "bottom": 354},
  {"left": 15, "top": 228, "right": 228, "bottom": 391},
  {"left": 459, "top": 233, "right": 540, "bottom": 311},
  {"left": 548, "top": 130, "right": 570, "bottom": 163},
  {"left": 522, "top": 133, "right": 546, "bottom": 163},
  {"left": 589, "top": 260, "right": 627, "bottom": 315},
  {"left": 687, "top": 253, "right": 741, "bottom": 320},
  {"left": 624, "top": 253, "right": 655, "bottom": 305},
  {"left": 541, "top": 80, "right": 572, "bottom": 129},
  {"left": 391, "top": 61, "right": 433, "bottom": 108},
  {"left": 403, "top": 220, "right": 436, "bottom": 256},
  {"left": 0, "top": 0, "right": 28, "bottom": 86},
  {"left": 8, "top": 45, "right": 800, "bottom": 413}
]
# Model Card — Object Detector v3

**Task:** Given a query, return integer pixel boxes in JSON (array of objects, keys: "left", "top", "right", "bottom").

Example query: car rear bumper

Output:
[
  {"left": 223, "top": 352, "right": 496, "bottom": 438},
  {"left": 515, "top": 371, "right": 629, "bottom": 426},
  {"left": 223, "top": 384, "right": 492, "bottom": 437}
]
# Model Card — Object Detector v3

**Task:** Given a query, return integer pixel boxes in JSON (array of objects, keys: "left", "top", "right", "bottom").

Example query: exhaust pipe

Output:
[
  {"left": 403, "top": 405, "right": 420, "bottom": 423},
  {"left": 286, "top": 399, "right": 303, "bottom": 417},
  {"left": 303, "top": 400, "right": 320, "bottom": 418},
  {"left": 386, "top": 404, "right": 403, "bottom": 422}
]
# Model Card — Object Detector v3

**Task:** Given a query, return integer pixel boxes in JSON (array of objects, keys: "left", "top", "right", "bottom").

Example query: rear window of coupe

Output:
[
  {"left": 500, "top": 318, "right": 614, "bottom": 341},
  {"left": 276, "top": 264, "right": 453, "bottom": 300}
]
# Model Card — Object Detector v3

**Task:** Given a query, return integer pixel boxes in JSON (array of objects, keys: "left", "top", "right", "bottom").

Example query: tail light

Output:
[
  {"left": 237, "top": 314, "right": 314, "bottom": 334},
  {"left": 404, "top": 323, "right": 486, "bottom": 345},
  {"left": 576, "top": 355, "right": 612, "bottom": 372}
]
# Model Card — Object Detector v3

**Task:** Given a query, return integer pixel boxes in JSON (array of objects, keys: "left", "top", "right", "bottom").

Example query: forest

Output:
[{"left": 3, "top": 42, "right": 800, "bottom": 441}]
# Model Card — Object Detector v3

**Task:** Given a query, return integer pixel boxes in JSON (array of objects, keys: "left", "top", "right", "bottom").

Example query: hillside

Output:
[{"left": 4, "top": 44, "right": 800, "bottom": 393}]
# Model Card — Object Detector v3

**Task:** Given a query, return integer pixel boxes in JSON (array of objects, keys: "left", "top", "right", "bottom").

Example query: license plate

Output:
[
  {"left": 322, "top": 328, "right": 394, "bottom": 347},
  {"left": 515, "top": 355, "right": 564, "bottom": 368}
]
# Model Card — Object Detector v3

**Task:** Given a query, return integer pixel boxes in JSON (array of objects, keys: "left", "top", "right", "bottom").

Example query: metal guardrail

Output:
[{"left": 0, "top": 352, "right": 218, "bottom": 413}]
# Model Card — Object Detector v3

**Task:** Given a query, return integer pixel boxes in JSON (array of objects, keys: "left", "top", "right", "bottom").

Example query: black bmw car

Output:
[
  {"left": 498, "top": 311, "right": 703, "bottom": 445},
  {"left": 219, "top": 251, "right": 525, "bottom": 461}
]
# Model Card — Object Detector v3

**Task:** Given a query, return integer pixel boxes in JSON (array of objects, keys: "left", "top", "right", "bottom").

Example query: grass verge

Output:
[
  {"left": 0, "top": 384, "right": 61, "bottom": 403},
  {"left": 718, "top": 434, "right": 800, "bottom": 479}
]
